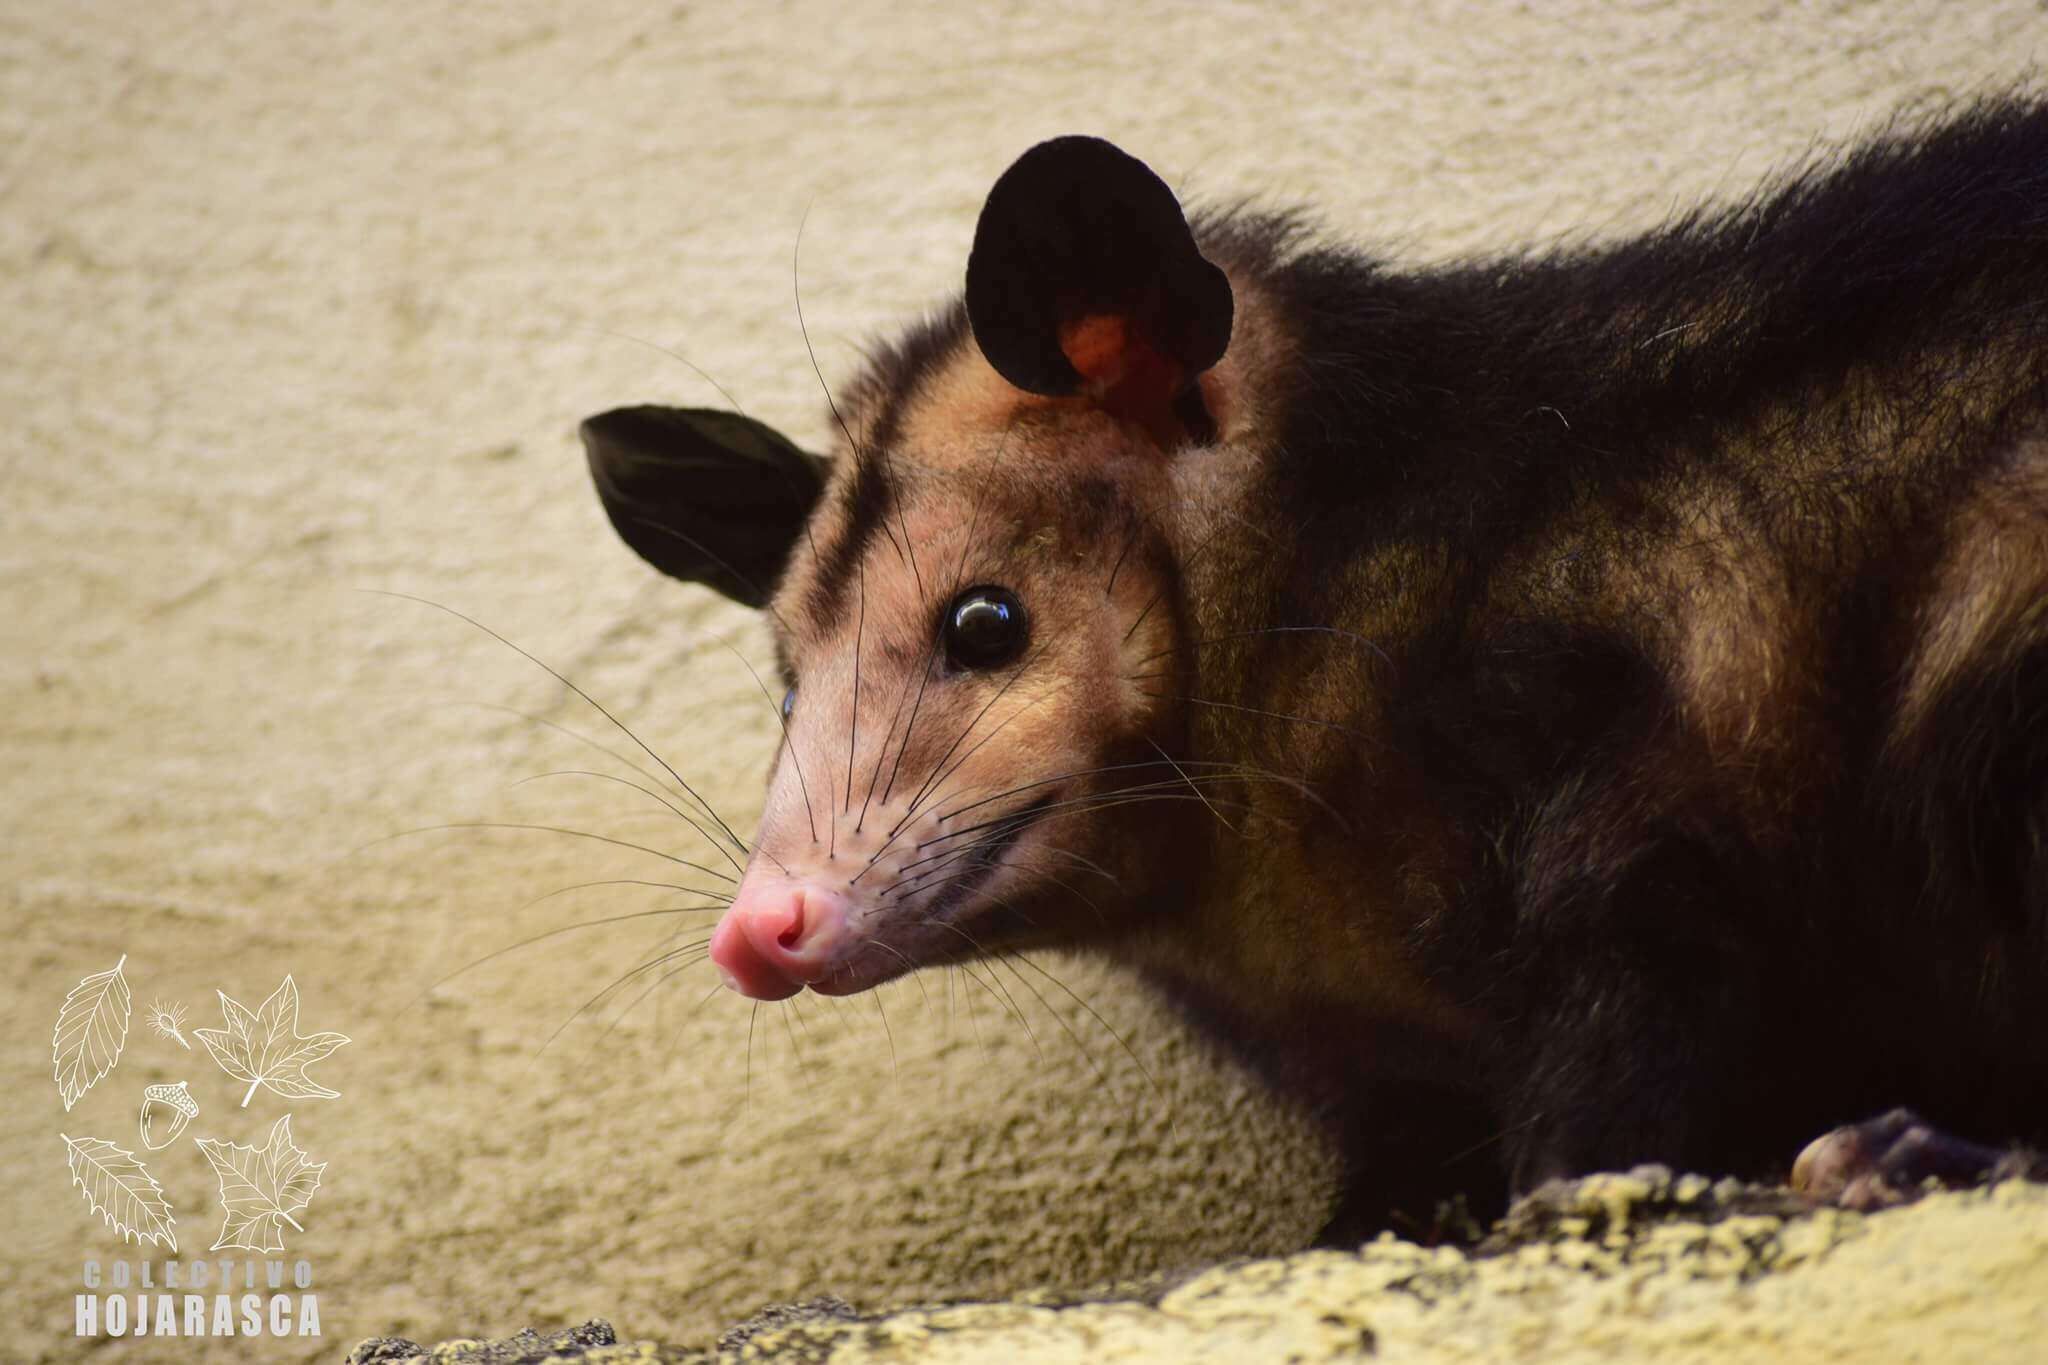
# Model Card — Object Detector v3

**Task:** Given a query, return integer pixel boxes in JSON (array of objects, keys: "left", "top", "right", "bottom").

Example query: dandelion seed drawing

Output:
[{"left": 147, "top": 999, "right": 192, "bottom": 1051}]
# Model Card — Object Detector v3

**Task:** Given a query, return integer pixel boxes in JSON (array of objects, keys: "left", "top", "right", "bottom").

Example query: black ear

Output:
[
  {"left": 965, "top": 136, "right": 1233, "bottom": 404},
  {"left": 581, "top": 405, "right": 827, "bottom": 609}
]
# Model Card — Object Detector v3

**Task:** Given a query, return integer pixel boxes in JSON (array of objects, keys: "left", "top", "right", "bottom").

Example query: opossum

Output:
[{"left": 581, "top": 99, "right": 2048, "bottom": 1241}]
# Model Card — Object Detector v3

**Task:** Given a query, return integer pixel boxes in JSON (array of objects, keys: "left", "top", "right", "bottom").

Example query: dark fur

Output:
[
  {"left": 587, "top": 96, "right": 2048, "bottom": 1242},
  {"left": 1170, "top": 97, "right": 2048, "bottom": 1234}
]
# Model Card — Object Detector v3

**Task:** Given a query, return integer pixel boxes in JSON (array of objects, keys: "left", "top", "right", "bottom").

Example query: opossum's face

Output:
[{"left": 584, "top": 136, "right": 1236, "bottom": 999}]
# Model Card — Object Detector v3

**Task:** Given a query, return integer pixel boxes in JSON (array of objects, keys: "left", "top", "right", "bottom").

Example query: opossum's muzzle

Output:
[
  {"left": 708, "top": 878, "right": 855, "bottom": 1001},
  {"left": 707, "top": 786, "right": 1066, "bottom": 999}
]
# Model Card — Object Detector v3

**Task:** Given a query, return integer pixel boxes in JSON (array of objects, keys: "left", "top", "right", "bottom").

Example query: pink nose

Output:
[{"left": 709, "top": 881, "right": 853, "bottom": 1000}]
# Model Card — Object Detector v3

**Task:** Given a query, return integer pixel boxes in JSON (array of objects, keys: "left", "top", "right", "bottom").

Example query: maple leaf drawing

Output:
[
  {"left": 62, "top": 1133, "right": 178, "bottom": 1253},
  {"left": 194, "top": 975, "right": 350, "bottom": 1107},
  {"left": 52, "top": 954, "right": 132, "bottom": 1110},
  {"left": 195, "top": 1114, "right": 325, "bottom": 1253}
]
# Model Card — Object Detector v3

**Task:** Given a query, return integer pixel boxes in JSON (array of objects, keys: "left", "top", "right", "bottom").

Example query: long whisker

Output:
[
  {"left": 793, "top": 200, "right": 866, "bottom": 484},
  {"left": 411, "top": 902, "right": 727, "bottom": 1005},
  {"left": 927, "top": 760, "right": 1283, "bottom": 833},
  {"left": 884, "top": 844, "right": 1108, "bottom": 912},
  {"left": 1007, "top": 951, "right": 1177, "bottom": 1139},
  {"left": 661, "top": 979, "right": 735, "bottom": 1072},
  {"left": 946, "top": 954, "right": 1020, "bottom": 1043},
  {"left": 1147, "top": 736, "right": 1237, "bottom": 834},
  {"left": 881, "top": 789, "right": 1268, "bottom": 895},
  {"left": 920, "top": 920, "right": 1042, "bottom": 1060},
  {"left": 862, "top": 937, "right": 938, "bottom": 1021},
  {"left": 845, "top": 559, "right": 865, "bottom": 816},
  {"left": 876, "top": 772, "right": 1260, "bottom": 891},
  {"left": 597, "top": 942, "right": 716, "bottom": 1044},
  {"left": 855, "top": 440, "right": 1029, "bottom": 833},
  {"left": 955, "top": 964, "right": 993, "bottom": 1063},
  {"left": 425, "top": 701, "right": 726, "bottom": 826},
  {"left": 780, "top": 1000, "right": 811, "bottom": 1087},
  {"left": 655, "top": 982, "right": 737, "bottom": 1080},
  {"left": 911, "top": 875, "right": 1170, "bottom": 1131},
  {"left": 1120, "top": 510, "right": 1227, "bottom": 645},
  {"left": 875, "top": 481, "right": 989, "bottom": 810},
  {"left": 1002, "top": 841, "right": 1122, "bottom": 886},
  {"left": 887, "top": 824, "right": 1132, "bottom": 900},
  {"left": 992, "top": 953, "right": 1118, "bottom": 1094},
  {"left": 597, "top": 328, "right": 750, "bottom": 415},
  {"left": 719, "top": 638, "right": 819, "bottom": 844},
  {"left": 882, "top": 828, "right": 1083, "bottom": 912},
  {"left": 919, "top": 680, "right": 1076, "bottom": 805},
  {"left": 848, "top": 685, "right": 1070, "bottom": 883},
  {"left": 876, "top": 627, "right": 944, "bottom": 813},
  {"left": 929, "top": 757, "right": 1234, "bottom": 822},
  {"left": 627, "top": 517, "right": 800, "bottom": 639},
  {"left": 793, "top": 203, "right": 926, "bottom": 599},
  {"left": 856, "top": 635, "right": 922, "bottom": 832},
  {"left": 1147, "top": 691, "right": 1367, "bottom": 738},
  {"left": 597, "top": 328, "right": 825, "bottom": 572},
  {"left": 533, "top": 933, "right": 715, "bottom": 1062},
  {"left": 520, "top": 878, "right": 736, "bottom": 908},
  {"left": 745, "top": 1001, "right": 759, "bottom": 1119},
  {"left": 896, "top": 641, "right": 1049, "bottom": 834},
  {"left": 368, "top": 591, "right": 751, "bottom": 856},
  {"left": 1103, "top": 518, "right": 1143, "bottom": 598},
  {"left": 361, "top": 821, "right": 737, "bottom": 882},
  {"left": 514, "top": 770, "right": 745, "bottom": 876},
  {"left": 871, "top": 987, "right": 899, "bottom": 1087}
]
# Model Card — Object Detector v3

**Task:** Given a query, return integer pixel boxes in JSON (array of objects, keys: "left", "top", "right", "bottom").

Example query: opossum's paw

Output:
[{"left": 1790, "top": 1109, "right": 2044, "bottom": 1210}]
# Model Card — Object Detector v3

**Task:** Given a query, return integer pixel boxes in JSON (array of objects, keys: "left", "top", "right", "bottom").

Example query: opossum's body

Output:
[{"left": 584, "top": 100, "right": 2048, "bottom": 1238}]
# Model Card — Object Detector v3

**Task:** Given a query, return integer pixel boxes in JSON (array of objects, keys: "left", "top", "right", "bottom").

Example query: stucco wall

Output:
[{"left": 6, "top": 3, "right": 2046, "bottom": 1360}]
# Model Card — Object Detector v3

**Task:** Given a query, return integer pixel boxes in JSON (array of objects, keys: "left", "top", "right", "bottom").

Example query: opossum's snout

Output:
[
  {"left": 707, "top": 580, "right": 1064, "bottom": 1000},
  {"left": 708, "top": 878, "right": 851, "bottom": 1000}
]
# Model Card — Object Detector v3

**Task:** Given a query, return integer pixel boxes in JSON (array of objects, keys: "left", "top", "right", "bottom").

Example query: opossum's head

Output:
[{"left": 583, "top": 138, "right": 1239, "bottom": 1000}]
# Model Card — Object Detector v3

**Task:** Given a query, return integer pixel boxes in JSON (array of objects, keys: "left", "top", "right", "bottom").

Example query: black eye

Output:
[
  {"left": 945, "top": 585, "right": 1028, "bottom": 670},
  {"left": 780, "top": 686, "right": 796, "bottom": 720}
]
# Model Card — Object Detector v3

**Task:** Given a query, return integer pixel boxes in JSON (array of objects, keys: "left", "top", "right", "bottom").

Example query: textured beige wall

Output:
[{"left": 5, "top": 2, "right": 2045, "bottom": 1360}]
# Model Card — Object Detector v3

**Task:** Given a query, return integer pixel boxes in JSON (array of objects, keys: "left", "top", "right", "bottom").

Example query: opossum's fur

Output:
[{"left": 585, "top": 96, "right": 2048, "bottom": 1240}]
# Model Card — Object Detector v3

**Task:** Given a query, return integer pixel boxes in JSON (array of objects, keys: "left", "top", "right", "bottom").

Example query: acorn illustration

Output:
[{"left": 138, "top": 1080, "right": 199, "bottom": 1151}]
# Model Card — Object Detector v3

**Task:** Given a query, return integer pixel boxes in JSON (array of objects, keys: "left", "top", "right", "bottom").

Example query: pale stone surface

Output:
[
  {"left": 350, "top": 1179, "right": 2048, "bottom": 1363},
  {"left": 7, "top": 3, "right": 2046, "bottom": 1361}
]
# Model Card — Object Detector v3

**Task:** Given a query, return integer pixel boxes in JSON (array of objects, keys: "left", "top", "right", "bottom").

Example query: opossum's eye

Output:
[
  {"left": 780, "top": 686, "right": 796, "bottom": 720},
  {"left": 945, "top": 586, "right": 1028, "bottom": 670}
]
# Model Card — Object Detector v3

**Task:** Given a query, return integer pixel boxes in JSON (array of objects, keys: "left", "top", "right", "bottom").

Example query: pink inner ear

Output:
[
  {"left": 1059, "top": 313, "right": 1136, "bottom": 387},
  {"left": 1058, "top": 313, "right": 1190, "bottom": 447}
]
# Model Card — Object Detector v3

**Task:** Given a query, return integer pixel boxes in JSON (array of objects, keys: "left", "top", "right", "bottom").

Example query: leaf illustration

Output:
[
  {"left": 195, "top": 1114, "right": 325, "bottom": 1253},
  {"left": 62, "top": 1133, "right": 177, "bottom": 1252},
  {"left": 52, "top": 954, "right": 132, "bottom": 1111},
  {"left": 194, "top": 974, "right": 350, "bottom": 1107}
]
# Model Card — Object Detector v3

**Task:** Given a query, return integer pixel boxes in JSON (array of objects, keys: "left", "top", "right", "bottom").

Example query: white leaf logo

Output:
[
  {"left": 193, "top": 975, "right": 351, "bottom": 1107},
  {"left": 139, "top": 1080, "right": 200, "bottom": 1151},
  {"left": 62, "top": 1133, "right": 178, "bottom": 1252},
  {"left": 146, "top": 997, "right": 193, "bottom": 1050},
  {"left": 52, "top": 954, "right": 132, "bottom": 1111},
  {"left": 196, "top": 1114, "right": 326, "bottom": 1253}
]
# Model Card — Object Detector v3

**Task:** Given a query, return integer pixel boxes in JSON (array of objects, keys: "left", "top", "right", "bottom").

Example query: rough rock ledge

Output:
[{"left": 348, "top": 1169, "right": 2048, "bottom": 1364}]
